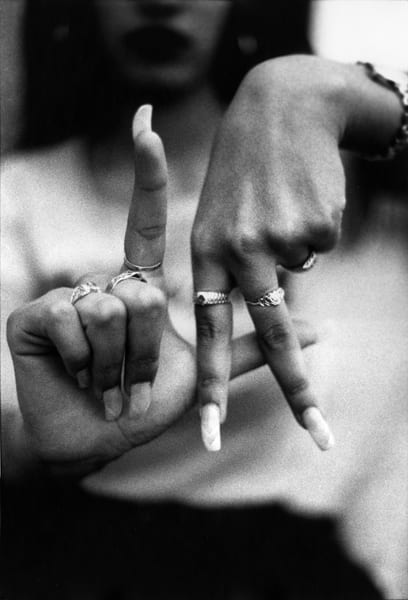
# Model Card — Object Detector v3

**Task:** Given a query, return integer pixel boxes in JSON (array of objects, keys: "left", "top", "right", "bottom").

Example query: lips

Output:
[{"left": 123, "top": 26, "right": 191, "bottom": 62}]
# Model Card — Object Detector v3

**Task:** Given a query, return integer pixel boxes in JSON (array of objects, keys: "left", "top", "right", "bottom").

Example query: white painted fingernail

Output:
[
  {"left": 302, "top": 406, "right": 335, "bottom": 451},
  {"left": 129, "top": 382, "right": 152, "bottom": 419},
  {"left": 200, "top": 404, "right": 221, "bottom": 452},
  {"left": 77, "top": 368, "right": 91, "bottom": 389},
  {"left": 132, "top": 104, "right": 152, "bottom": 138},
  {"left": 103, "top": 386, "right": 123, "bottom": 421}
]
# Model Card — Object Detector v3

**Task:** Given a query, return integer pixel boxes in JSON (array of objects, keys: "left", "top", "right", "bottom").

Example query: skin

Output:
[
  {"left": 6, "top": 2, "right": 405, "bottom": 464},
  {"left": 191, "top": 55, "right": 404, "bottom": 441},
  {"left": 93, "top": 0, "right": 231, "bottom": 97},
  {"left": 6, "top": 108, "right": 316, "bottom": 478}
]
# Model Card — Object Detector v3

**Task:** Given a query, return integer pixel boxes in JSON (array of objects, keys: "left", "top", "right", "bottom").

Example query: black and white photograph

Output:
[{"left": 1, "top": 1, "right": 407, "bottom": 598}]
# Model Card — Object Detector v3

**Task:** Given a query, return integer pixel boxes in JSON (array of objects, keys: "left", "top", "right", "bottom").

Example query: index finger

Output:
[
  {"left": 240, "top": 259, "right": 335, "bottom": 451},
  {"left": 123, "top": 105, "right": 168, "bottom": 271}
]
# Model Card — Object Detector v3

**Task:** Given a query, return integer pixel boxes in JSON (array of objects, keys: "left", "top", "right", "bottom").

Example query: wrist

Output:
[
  {"left": 243, "top": 55, "right": 405, "bottom": 158},
  {"left": 336, "top": 62, "right": 405, "bottom": 157},
  {"left": 243, "top": 55, "right": 352, "bottom": 143}
]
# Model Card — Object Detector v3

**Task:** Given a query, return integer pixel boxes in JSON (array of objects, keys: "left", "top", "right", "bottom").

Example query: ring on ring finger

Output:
[{"left": 286, "top": 250, "right": 317, "bottom": 273}]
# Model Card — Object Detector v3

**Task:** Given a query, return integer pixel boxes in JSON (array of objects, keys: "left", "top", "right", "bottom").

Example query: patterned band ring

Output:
[
  {"left": 106, "top": 270, "right": 147, "bottom": 293},
  {"left": 71, "top": 282, "right": 102, "bottom": 305},
  {"left": 245, "top": 287, "right": 285, "bottom": 308},
  {"left": 123, "top": 256, "right": 162, "bottom": 272},
  {"left": 193, "top": 291, "right": 231, "bottom": 306},
  {"left": 287, "top": 250, "right": 317, "bottom": 273}
]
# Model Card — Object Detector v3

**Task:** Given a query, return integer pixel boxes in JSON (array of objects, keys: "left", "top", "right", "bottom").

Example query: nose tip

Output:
[{"left": 136, "top": 1, "right": 184, "bottom": 20}]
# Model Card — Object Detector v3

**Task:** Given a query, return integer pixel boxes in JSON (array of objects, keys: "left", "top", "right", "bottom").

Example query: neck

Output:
[{"left": 88, "top": 84, "right": 224, "bottom": 201}]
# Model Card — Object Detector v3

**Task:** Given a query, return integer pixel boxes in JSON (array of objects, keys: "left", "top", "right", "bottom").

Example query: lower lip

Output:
[{"left": 124, "top": 28, "right": 190, "bottom": 63}]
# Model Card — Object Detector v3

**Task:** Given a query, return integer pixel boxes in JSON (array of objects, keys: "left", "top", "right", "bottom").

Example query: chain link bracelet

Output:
[{"left": 357, "top": 62, "right": 408, "bottom": 160}]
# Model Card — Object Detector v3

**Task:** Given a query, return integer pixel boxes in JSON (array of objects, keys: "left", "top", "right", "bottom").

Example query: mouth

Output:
[{"left": 123, "top": 26, "right": 191, "bottom": 63}]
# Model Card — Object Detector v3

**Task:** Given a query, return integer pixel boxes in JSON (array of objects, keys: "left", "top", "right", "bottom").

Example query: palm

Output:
[{"left": 13, "top": 320, "right": 195, "bottom": 474}]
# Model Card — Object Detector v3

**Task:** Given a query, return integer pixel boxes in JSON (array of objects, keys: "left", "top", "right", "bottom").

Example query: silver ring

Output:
[
  {"left": 193, "top": 291, "right": 231, "bottom": 306},
  {"left": 287, "top": 250, "right": 317, "bottom": 273},
  {"left": 106, "top": 270, "right": 147, "bottom": 293},
  {"left": 245, "top": 287, "right": 285, "bottom": 307},
  {"left": 71, "top": 282, "right": 102, "bottom": 305},
  {"left": 123, "top": 256, "right": 162, "bottom": 272}
]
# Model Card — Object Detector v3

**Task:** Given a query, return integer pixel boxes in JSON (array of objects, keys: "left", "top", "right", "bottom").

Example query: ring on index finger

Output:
[
  {"left": 106, "top": 270, "right": 147, "bottom": 293},
  {"left": 123, "top": 255, "right": 162, "bottom": 272}
]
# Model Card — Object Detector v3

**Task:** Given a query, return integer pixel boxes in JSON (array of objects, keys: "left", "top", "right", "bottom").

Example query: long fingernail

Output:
[
  {"left": 129, "top": 382, "right": 152, "bottom": 419},
  {"left": 77, "top": 368, "right": 91, "bottom": 389},
  {"left": 200, "top": 404, "right": 221, "bottom": 452},
  {"left": 132, "top": 104, "right": 152, "bottom": 138},
  {"left": 103, "top": 386, "right": 123, "bottom": 421},
  {"left": 302, "top": 406, "right": 335, "bottom": 451}
]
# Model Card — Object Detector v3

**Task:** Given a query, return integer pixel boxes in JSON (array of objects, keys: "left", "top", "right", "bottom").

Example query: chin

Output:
[{"left": 123, "top": 65, "right": 205, "bottom": 101}]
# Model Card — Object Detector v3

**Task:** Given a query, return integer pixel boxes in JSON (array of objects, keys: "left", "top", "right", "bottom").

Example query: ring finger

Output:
[
  {"left": 73, "top": 288, "right": 127, "bottom": 421},
  {"left": 238, "top": 254, "right": 335, "bottom": 451}
]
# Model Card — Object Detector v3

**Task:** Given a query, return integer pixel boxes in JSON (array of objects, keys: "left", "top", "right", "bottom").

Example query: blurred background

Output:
[
  {"left": 1, "top": 3, "right": 407, "bottom": 599},
  {"left": 1, "top": 0, "right": 408, "bottom": 154}
]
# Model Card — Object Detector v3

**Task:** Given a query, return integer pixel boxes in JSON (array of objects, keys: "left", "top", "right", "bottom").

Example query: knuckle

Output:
[
  {"left": 93, "top": 298, "right": 125, "bottom": 328},
  {"left": 191, "top": 227, "right": 218, "bottom": 265},
  {"left": 196, "top": 314, "right": 225, "bottom": 341},
  {"left": 198, "top": 373, "right": 225, "bottom": 389},
  {"left": 198, "top": 375, "right": 224, "bottom": 391},
  {"left": 285, "top": 376, "right": 310, "bottom": 402},
  {"left": 228, "top": 228, "right": 263, "bottom": 262},
  {"left": 269, "top": 221, "right": 304, "bottom": 255},
  {"left": 136, "top": 224, "right": 166, "bottom": 241},
  {"left": 131, "top": 355, "right": 159, "bottom": 378},
  {"left": 47, "top": 299, "right": 73, "bottom": 327},
  {"left": 259, "top": 321, "right": 292, "bottom": 351},
  {"left": 311, "top": 219, "right": 340, "bottom": 251},
  {"left": 134, "top": 285, "right": 167, "bottom": 317}
]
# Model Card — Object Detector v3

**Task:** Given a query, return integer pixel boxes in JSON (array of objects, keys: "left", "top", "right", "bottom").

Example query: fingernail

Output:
[
  {"left": 302, "top": 406, "right": 335, "bottom": 451},
  {"left": 200, "top": 404, "right": 221, "bottom": 452},
  {"left": 129, "top": 382, "right": 152, "bottom": 419},
  {"left": 132, "top": 104, "right": 152, "bottom": 138},
  {"left": 103, "top": 386, "right": 123, "bottom": 422},
  {"left": 77, "top": 368, "right": 91, "bottom": 389}
]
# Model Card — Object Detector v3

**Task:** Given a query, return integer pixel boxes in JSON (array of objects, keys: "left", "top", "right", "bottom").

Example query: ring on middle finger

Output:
[
  {"left": 245, "top": 287, "right": 285, "bottom": 307},
  {"left": 106, "top": 270, "right": 147, "bottom": 293},
  {"left": 71, "top": 281, "right": 102, "bottom": 305},
  {"left": 193, "top": 291, "right": 231, "bottom": 306}
]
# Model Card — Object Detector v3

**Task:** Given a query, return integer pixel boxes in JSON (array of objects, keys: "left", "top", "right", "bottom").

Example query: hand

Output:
[
  {"left": 191, "top": 56, "right": 355, "bottom": 451},
  {"left": 7, "top": 105, "right": 319, "bottom": 474},
  {"left": 6, "top": 105, "right": 183, "bottom": 476}
]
